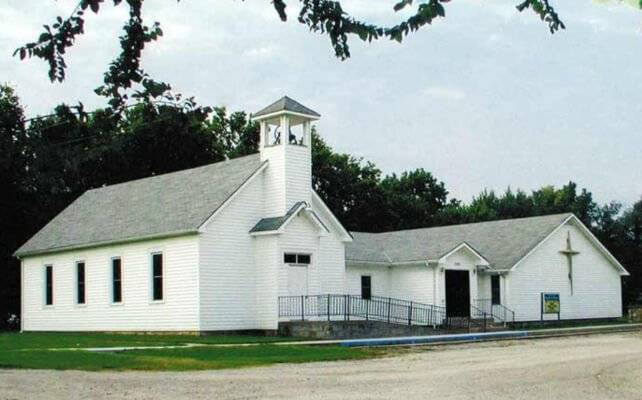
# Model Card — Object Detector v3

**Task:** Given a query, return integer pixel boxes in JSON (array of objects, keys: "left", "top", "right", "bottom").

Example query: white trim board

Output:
[
  {"left": 311, "top": 191, "right": 353, "bottom": 242},
  {"left": 438, "top": 242, "right": 490, "bottom": 266}
]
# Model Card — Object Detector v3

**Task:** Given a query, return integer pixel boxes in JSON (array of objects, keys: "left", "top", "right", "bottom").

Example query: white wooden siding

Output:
[
  {"left": 260, "top": 144, "right": 311, "bottom": 217},
  {"left": 507, "top": 221, "right": 623, "bottom": 321},
  {"left": 311, "top": 193, "right": 348, "bottom": 294},
  {"left": 477, "top": 273, "right": 491, "bottom": 302},
  {"left": 260, "top": 146, "right": 286, "bottom": 217},
  {"left": 347, "top": 264, "right": 436, "bottom": 305},
  {"left": 278, "top": 214, "right": 321, "bottom": 297},
  {"left": 21, "top": 235, "right": 200, "bottom": 332},
  {"left": 318, "top": 234, "right": 346, "bottom": 294},
  {"left": 284, "top": 145, "right": 311, "bottom": 210},
  {"left": 346, "top": 265, "right": 391, "bottom": 297},
  {"left": 388, "top": 266, "right": 433, "bottom": 304},
  {"left": 253, "top": 235, "right": 279, "bottom": 329},
  {"left": 198, "top": 172, "right": 266, "bottom": 331}
]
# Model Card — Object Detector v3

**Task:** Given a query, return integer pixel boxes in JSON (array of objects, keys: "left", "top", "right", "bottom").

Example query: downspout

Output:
[
  {"left": 427, "top": 261, "right": 436, "bottom": 305},
  {"left": 20, "top": 258, "right": 24, "bottom": 332}
]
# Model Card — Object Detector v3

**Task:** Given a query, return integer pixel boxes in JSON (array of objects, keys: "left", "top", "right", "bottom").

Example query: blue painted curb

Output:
[{"left": 340, "top": 330, "right": 529, "bottom": 347}]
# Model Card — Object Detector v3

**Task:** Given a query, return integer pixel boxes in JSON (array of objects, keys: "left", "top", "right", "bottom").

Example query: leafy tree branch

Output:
[{"left": 15, "top": 0, "right": 569, "bottom": 109}]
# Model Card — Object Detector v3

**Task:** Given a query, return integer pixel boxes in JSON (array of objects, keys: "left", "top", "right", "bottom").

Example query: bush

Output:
[{"left": 2, "top": 313, "right": 20, "bottom": 331}]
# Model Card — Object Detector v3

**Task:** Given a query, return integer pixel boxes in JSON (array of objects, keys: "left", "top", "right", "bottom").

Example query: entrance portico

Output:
[{"left": 435, "top": 242, "right": 491, "bottom": 318}]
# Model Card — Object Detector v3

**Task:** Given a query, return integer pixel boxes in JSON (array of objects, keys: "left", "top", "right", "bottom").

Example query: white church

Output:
[{"left": 15, "top": 97, "right": 629, "bottom": 333}]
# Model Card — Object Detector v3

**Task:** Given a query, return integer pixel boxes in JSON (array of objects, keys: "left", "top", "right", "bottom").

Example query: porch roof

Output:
[
  {"left": 250, "top": 202, "right": 307, "bottom": 233},
  {"left": 346, "top": 213, "right": 573, "bottom": 270}
]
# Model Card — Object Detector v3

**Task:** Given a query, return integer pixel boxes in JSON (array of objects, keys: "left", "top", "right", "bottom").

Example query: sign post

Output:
[{"left": 541, "top": 292, "right": 561, "bottom": 321}]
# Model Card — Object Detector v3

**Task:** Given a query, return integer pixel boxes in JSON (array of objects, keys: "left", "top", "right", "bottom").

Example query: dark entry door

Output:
[{"left": 445, "top": 270, "right": 470, "bottom": 317}]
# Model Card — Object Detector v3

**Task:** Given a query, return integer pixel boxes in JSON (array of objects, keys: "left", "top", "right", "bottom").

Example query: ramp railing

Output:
[{"left": 278, "top": 294, "right": 448, "bottom": 327}]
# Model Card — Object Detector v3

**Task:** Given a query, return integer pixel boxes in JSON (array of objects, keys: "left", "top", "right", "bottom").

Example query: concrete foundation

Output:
[{"left": 278, "top": 320, "right": 441, "bottom": 339}]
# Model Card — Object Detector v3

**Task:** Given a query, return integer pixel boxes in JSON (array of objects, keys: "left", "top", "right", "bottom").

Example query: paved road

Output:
[{"left": 1, "top": 332, "right": 641, "bottom": 400}]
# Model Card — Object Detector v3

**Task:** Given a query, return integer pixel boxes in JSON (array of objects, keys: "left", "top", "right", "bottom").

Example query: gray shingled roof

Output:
[
  {"left": 15, "top": 154, "right": 265, "bottom": 257},
  {"left": 250, "top": 202, "right": 307, "bottom": 233},
  {"left": 347, "top": 213, "right": 573, "bottom": 270},
  {"left": 253, "top": 96, "right": 320, "bottom": 118}
]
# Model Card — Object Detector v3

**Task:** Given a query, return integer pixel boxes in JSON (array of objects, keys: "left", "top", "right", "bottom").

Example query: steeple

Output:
[
  {"left": 253, "top": 96, "right": 319, "bottom": 151},
  {"left": 252, "top": 96, "right": 319, "bottom": 216}
]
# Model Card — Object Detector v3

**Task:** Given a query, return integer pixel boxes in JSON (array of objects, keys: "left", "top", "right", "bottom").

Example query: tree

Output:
[
  {"left": 114, "top": 103, "right": 228, "bottom": 181},
  {"left": 379, "top": 169, "right": 449, "bottom": 230},
  {"left": 311, "top": 131, "right": 455, "bottom": 232},
  {"left": 15, "top": 1, "right": 569, "bottom": 109},
  {"left": 620, "top": 199, "right": 642, "bottom": 305},
  {"left": 208, "top": 107, "right": 259, "bottom": 159},
  {"left": 311, "top": 132, "right": 389, "bottom": 232},
  {"left": 438, "top": 182, "right": 599, "bottom": 226},
  {"left": 0, "top": 86, "right": 31, "bottom": 327}
]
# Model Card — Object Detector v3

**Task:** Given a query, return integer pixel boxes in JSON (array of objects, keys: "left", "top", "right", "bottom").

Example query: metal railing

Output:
[
  {"left": 474, "top": 298, "right": 515, "bottom": 325},
  {"left": 469, "top": 302, "right": 491, "bottom": 332},
  {"left": 278, "top": 294, "right": 448, "bottom": 327}
]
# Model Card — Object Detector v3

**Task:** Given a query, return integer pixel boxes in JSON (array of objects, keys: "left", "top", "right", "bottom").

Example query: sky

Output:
[{"left": 1, "top": 0, "right": 642, "bottom": 207}]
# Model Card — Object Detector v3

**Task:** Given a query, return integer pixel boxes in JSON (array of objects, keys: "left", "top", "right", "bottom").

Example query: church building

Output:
[{"left": 15, "top": 97, "right": 629, "bottom": 333}]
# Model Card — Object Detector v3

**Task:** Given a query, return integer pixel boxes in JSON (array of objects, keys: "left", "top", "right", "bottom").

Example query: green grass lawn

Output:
[
  {"left": 0, "top": 332, "right": 385, "bottom": 371},
  {"left": 0, "top": 331, "right": 298, "bottom": 350}
]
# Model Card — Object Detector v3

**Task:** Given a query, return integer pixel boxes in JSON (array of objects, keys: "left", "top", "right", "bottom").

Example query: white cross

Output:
[{"left": 559, "top": 231, "right": 580, "bottom": 295}]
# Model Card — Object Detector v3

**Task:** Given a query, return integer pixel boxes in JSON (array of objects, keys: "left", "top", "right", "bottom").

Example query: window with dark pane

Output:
[
  {"left": 152, "top": 253, "right": 163, "bottom": 301},
  {"left": 283, "top": 253, "right": 311, "bottom": 265},
  {"left": 45, "top": 265, "right": 53, "bottom": 305},
  {"left": 361, "top": 275, "right": 372, "bottom": 300},
  {"left": 491, "top": 275, "right": 501, "bottom": 305},
  {"left": 77, "top": 262, "right": 85, "bottom": 304},
  {"left": 112, "top": 258, "right": 122, "bottom": 303}
]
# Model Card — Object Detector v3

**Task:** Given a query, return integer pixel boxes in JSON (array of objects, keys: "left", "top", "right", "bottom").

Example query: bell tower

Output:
[{"left": 252, "top": 96, "right": 320, "bottom": 217}]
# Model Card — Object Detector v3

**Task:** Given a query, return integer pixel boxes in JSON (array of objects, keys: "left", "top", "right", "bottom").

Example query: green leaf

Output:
[{"left": 394, "top": 0, "right": 413, "bottom": 12}]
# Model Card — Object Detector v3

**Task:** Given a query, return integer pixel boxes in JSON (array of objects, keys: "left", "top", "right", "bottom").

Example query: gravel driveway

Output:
[{"left": 1, "top": 332, "right": 641, "bottom": 400}]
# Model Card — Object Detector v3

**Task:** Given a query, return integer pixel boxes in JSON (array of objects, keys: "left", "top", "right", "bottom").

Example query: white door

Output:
[{"left": 288, "top": 265, "right": 308, "bottom": 296}]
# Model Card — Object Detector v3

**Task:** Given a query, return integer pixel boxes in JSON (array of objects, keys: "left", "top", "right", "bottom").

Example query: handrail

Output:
[
  {"left": 469, "top": 302, "right": 490, "bottom": 332},
  {"left": 474, "top": 298, "right": 515, "bottom": 325},
  {"left": 278, "top": 294, "right": 448, "bottom": 327}
]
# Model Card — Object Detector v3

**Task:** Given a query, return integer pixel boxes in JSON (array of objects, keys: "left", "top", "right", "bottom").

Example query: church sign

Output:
[{"left": 541, "top": 292, "right": 561, "bottom": 320}]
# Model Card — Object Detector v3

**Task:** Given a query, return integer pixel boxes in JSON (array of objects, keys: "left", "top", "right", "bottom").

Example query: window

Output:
[
  {"left": 44, "top": 265, "right": 53, "bottom": 306},
  {"left": 152, "top": 253, "right": 163, "bottom": 301},
  {"left": 283, "top": 253, "right": 311, "bottom": 265},
  {"left": 491, "top": 275, "right": 501, "bottom": 305},
  {"left": 112, "top": 258, "right": 122, "bottom": 303},
  {"left": 76, "top": 262, "right": 86, "bottom": 304},
  {"left": 361, "top": 275, "right": 372, "bottom": 300}
]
